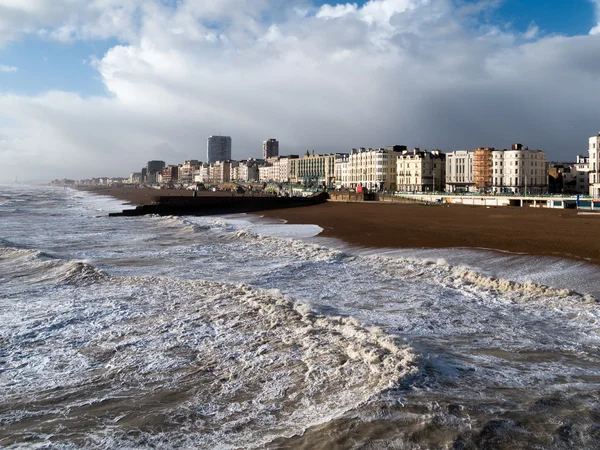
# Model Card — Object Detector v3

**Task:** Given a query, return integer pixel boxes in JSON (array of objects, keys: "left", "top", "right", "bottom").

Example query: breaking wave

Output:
[
  {"left": 169, "top": 215, "right": 598, "bottom": 304},
  {"left": 0, "top": 244, "right": 106, "bottom": 286},
  {"left": 1, "top": 253, "right": 417, "bottom": 448}
]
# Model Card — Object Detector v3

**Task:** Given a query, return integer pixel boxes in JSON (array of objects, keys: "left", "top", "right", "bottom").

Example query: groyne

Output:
[{"left": 108, "top": 192, "right": 328, "bottom": 217}]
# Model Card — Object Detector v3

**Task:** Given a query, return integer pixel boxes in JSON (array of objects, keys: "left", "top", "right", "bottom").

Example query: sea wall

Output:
[{"left": 109, "top": 192, "right": 328, "bottom": 217}]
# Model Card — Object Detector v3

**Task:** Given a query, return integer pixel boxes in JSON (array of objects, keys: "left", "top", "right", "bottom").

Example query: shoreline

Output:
[{"left": 78, "top": 186, "right": 600, "bottom": 266}]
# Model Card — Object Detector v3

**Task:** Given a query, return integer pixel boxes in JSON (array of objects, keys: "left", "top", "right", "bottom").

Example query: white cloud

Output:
[
  {"left": 0, "top": 64, "right": 17, "bottom": 72},
  {"left": 524, "top": 22, "right": 539, "bottom": 40},
  {"left": 316, "top": 3, "right": 359, "bottom": 19},
  {"left": 1, "top": 0, "right": 600, "bottom": 182}
]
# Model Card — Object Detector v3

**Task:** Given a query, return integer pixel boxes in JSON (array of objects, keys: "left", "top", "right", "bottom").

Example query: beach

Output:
[{"left": 83, "top": 186, "right": 600, "bottom": 265}]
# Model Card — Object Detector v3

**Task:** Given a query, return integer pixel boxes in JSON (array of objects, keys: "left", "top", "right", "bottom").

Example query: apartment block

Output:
[
  {"left": 348, "top": 146, "right": 404, "bottom": 191},
  {"left": 207, "top": 136, "right": 232, "bottom": 164},
  {"left": 491, "top": 144, "right": 547, "bottom": 194},
  {"left": 334, "top": 154, "right": 350, "bottom": 189},
  {"left": 263, "top": 139, "right": 279, "bottom": 160},
  {"left": 161, "top": 165, "right": 179, "bottom": 184},
  {"left": 396, "top": 148, "right": 446, "bottom": 192},
  {"left": 290, "top": 152, "right": 341, "bottom": 188}
]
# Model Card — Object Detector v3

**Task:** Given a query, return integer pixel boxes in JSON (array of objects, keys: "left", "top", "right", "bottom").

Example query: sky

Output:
[{"left": 1, "top": 0, "right": 600, "bottom": 182}]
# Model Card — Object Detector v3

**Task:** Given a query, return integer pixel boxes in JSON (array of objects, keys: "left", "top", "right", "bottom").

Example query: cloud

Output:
[
  {"left": 590, "top": 0, "right": 600, "bottom": 34},
  {"left": 523, "top": 22, "right": 539, "bottom": 40},
  {"left": 0, "top": 64, "right": 17, "bottom": 72},
  {"left": 1, "top": 0, "right": 600, "bottom": 182}
]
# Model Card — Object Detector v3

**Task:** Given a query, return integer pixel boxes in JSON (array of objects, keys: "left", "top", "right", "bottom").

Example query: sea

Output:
[{"left": 1, "top": 184, "right": 600, "bottom": 449}]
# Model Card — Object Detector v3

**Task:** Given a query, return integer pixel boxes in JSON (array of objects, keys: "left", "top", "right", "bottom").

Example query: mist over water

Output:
[{"left": 1, "top": 185, "right": 600, "bottom": 449}]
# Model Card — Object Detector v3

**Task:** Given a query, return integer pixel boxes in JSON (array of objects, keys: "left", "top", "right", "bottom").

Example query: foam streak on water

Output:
[{"left": 1, "top": 185, "right": 600, "bottom": 449}]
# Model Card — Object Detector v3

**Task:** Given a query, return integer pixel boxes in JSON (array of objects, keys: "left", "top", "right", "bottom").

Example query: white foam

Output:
[{"left": 0, "top": 270, "right": 417, "bottom": 448}]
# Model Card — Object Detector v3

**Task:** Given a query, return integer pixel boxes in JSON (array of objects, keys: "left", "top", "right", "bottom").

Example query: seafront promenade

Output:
[{"left": 391, "top": 192, "right": 600, "bottom": 209}]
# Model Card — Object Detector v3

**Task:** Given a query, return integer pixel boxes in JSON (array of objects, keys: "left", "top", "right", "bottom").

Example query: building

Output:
[
  {"left": 575, "top": 155, "right": 590, "bottom": 194},
  {"left": 334, "top": 154, "right": 350, "bottom": 189},
  {"left": 548, "top": 158, "right": 589, "bottom": 195},
  {"left": 396, "top": 148, "right": 446, "bottom": 192},
  {"left": 259, "top": 164, "right": 275, "bottom": 182},
  {"left": 233, "top": 159, "right": 260, "bottom": 182},
  {"left": 161, "top": 165, "right": 179, "bottom": 184},
  {"left": 473, "top": 147, "right": 493, "bottom": 191},
  {"left": 129, "top": 172, "right": 142, "bottom": 184},
  {"left": 470, "top": 144, "right": 547, "bottom": 194},
  {"left": 290, "top": 152, "right": 341, "bottom": 188},
  {"left": 207, "top": 136, "right": 232, "bottom": 164},
  {"left": 491, "top": 144, "right": 547, "bottom": 194},
  {"left": 146, "top": 160, "right": 166, "bottom": 184},
  {"left": 178, "top": 160, "right": 200, "bottom": 185},
  {"left": 263, "top": 139, "right": 279, "bottom": 160},
  {"left": 195, "top": 163, "right": 211, "bottom": 183},
  {"left": 589, "top": 133, "right": 600, "bottom": 197},
  {"left": 275, "top": 156, "right": 298, "bottom": 182},
  {"left": 211, "top": 161, "right": 236, "bottom": 183},
  {"left": 348, "top": 146, "right": 404, "bottom": 191},
  {"left": 445, "top": 150, "right": 474, "bottom": 193},
  {"left": 259, "top": 156, "right": 298, "bottom": 182}
]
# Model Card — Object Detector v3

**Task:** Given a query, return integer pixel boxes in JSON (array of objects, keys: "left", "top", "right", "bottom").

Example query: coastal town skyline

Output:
[
  {"left": 3, "top": 0, "right": 600, "bottom": 182},
  {"left": 52, "top": 130, "right": 600, "bottom": 198}
]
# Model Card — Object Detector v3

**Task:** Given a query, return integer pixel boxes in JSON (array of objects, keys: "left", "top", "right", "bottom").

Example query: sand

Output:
[{"left": 80, "top": 186, "right": 600, "bottom": 265}]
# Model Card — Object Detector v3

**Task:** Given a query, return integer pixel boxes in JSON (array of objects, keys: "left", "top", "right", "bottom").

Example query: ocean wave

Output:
[
  {"left": 155, "top": 214, "right": 598, "bottom": 304},
  {"left": 0, "top": 244, "right": 106, "bottom": 286},
  {"left": 1, "top": 273, "right": 417, "bottom": 449},
  {"left": 363, "top": 255, "right": 598, "bottom": 305}
]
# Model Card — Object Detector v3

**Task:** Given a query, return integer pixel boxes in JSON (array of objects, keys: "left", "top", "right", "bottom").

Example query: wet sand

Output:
[{"left": 81, "top": 186, "right": 600, "bottom": 265}]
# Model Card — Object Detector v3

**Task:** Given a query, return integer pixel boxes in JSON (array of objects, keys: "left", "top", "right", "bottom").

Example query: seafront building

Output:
[
  {"left": 575, "top": 155, "right": 590, "bottom": 194},
  {"left": 211, "top": 161, "right": 237, "bottom": 183},
  {"left": 445, "top": 150, "right": 474, "bottom": 193},
  {"left": 259, "top": 155, "right": 299, "bottom": 183},
  {"left": 470, "top": 144, "right": 547, "bottom": 194},
  {"left": 548, "top": 158, "right": 589, "bottom": 194},
  {"left": 334, "top": 154, "right": 350, "bottom": 189},
  {"left": 232, "top": 159, "right": 260, "bottom": 182},
  {"left": 473, "top": 147, "right": 494, "bottom": 192},
  {"left": 347, "top": 146, "right": 405, "bottom": 191},
  {"left": 396, "top": 148, "right": 446, "bottom": 192},
  {"left": 589, "top": 133, "right": 600, "bottom": 197},
  {"left": 178, "top": 160, "right": 200, "bottom": 184},
  {"left": 161, "top": 165, "right": 179, "bottom": 184},
  {"left": 289, "top": 152, "right": 342, "bottom": 188},
  {"left": 207, "top": 136, "right": 232, "bottom": 164},
  {"left": 492, "top": 144, "right": 547, "bottom": 194},
  {"left": 263, "top": 139, "right": 279, "bottom": 160}
]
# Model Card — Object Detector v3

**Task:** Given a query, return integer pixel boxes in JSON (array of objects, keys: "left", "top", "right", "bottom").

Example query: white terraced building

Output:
[
  {"left": 259, "top": 156, "right": 298, "bottom": 183},
  {"left": 334, "top": 154, "right": 350, "bottom": 189},
  {"left": 348, "top": 146, "right": 404, "bottom": 191},
  {"left": 396, "top": 148, "right": 446, "bottom": 192},
  {"left": 491, "top": 144, "right": 547, "bottom": 194},
  {"left": 233, "top": 159, "right": 260, "bottom": 182},
  {"left": 445, "top": 150, "right": 474, "bottom": 193}
]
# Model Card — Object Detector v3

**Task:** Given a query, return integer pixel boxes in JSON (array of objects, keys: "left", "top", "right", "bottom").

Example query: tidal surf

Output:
[{"left": 1, "top": 185, "right": 600, "bottom": 449}]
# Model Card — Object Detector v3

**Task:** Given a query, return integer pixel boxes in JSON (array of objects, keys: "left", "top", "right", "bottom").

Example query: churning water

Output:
[{"left": 1, "top": 185, "right": 600, "bottom": 449}]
